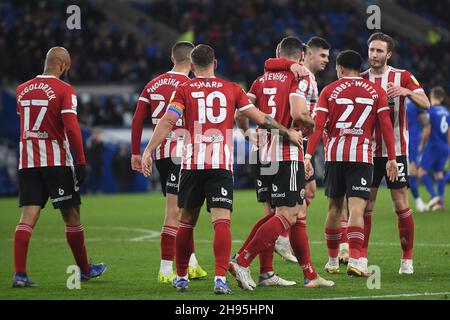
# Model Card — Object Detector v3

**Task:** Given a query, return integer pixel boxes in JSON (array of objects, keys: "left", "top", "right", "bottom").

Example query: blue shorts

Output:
[{"left": 420, "top": 145, "right": 448, "bottom": 172}]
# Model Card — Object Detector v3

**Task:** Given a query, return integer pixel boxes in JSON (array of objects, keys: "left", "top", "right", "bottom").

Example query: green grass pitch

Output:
[{"left": 0, "top": 188, "right": 449, "bottom": 300}]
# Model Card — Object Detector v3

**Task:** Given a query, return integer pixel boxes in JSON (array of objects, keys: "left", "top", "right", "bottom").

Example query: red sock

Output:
[
  {"left": 325, "top": 228, "right": 341, "bottom": 258},
  {"left": 361, "top": 210, "right": 372, "bottom": 258},
  {"left": 14, "top": 223, "right": 33, "bottom": 274},
  {"left": 176, "top": 221, "right": 195, "bottom": 277},
  {"left": 213, "top": 219, "right": 231, "bottom": 277},
  {"left": 340, "top": 219, "right": 348, "bottom": 243},
  {"left": 239, "top": 211, "right": 275, "bottom": 255},
  {"left": 290, "top": 216, "right": 317, "bottom": 280},
  {"left": 237, "top": 214, "right": 290, "bottom": 268},
  {"left": 65, "top": 225, "right": 90, "bottom": 273},
  {"left": 161, "top": 225, "right": 178, "bottom": 261},
  {"left": 347, "top": 226, "right": 364, "bottom": 259},
  {"left": 259, "top": 248, "right": 273, "bottom": 274},
  {"left": 280, "top": 229, "right": 289, "bottom": 238},
  {"left": 396, "top": 208, "right": 414, "bottom": 259}
]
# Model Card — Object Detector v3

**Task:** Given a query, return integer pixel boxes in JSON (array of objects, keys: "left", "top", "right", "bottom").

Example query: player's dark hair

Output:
[
  {"left": 172, "top": 41, "right": 195, "bottom": 63},
  {"left": 279, "top": 36, "right": 304, "bottom": 59},
  {"left": 430, "top": 86, "right": 446, "bottom": 103},
  {"left": 336, "top": 50, "right": 363, "bottom": 71},
  {"left": 191, "top": 44, "right": 215, "bottom": 68},
  {"left": 307, "top": 36, "right": 331, "bottom": 50},
  {"left": 368, "top": 32, "right": 395, "bottom": 53}
]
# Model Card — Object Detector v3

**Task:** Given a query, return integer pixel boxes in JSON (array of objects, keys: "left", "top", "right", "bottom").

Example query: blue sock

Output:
[
  {"left": 408, "top": 176, "right": 419, "bottom": 199},
  {"left": 437, "top": 178, "right": 446, "bottom": 201},
  {"left": 422, "top": 174, "right": 437, "bottom": 198}
]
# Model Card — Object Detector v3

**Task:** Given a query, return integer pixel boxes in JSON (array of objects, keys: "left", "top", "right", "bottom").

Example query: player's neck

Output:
[
  {"left": 42, "top": 68, "right": 60, "bottom": 78},
  {"left": 370, "top": 64, "right": 389, "bottom": 75},
  {"left": 341, "top": 72, "right": 360, "bottom": 78},
  {"left": 171, "top": 65, "right": 191, "bottom": 77},
  {"left": 194, "top": 70, "right": 215, "bottom": 78},
  {"left": 304, "top": 61, "right": 315, "bottom": 74}
]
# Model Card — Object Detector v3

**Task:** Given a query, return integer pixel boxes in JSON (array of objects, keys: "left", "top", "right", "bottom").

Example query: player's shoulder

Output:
[{"left": 360, "top": 69, "right": 370, "bottom": 78}]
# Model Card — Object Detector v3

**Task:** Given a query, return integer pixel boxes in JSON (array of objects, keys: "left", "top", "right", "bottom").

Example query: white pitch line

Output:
[{"left": 313, "top": 291, "right": 450, "bottom": 300}]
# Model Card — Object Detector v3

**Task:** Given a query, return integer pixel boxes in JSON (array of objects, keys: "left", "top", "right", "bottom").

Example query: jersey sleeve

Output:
[
  {"left": 167, "top": 86, "right": 186, "bottom": 118},
  {"left": 376, "top": 88, "right": 390, "bottom": 114},
  {"left": 247, "top": 79, "right": 259, "bottom": 101},
  {"left": 235, "top": 84, "right": 254, "bottom": 112},
  {"left": 291, "top": 76, "right": 309, "bottom": 100},
  {"left": 61, "top": 85, "right": 78, "bottom": 115},
  {"left": 131, "top": 87, "right": 151, "bottom": 155},
  {"left": 402, "top": 71, "right": 424, "bottom": 93},
  {"left": 264, "top": 58, "right": 295, "bottom": 72},
  {"left": 305, "top": 87, "right": 330, "bottom": 156}
]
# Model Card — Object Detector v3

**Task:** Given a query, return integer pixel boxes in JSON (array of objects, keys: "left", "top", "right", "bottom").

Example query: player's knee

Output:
[{"left": 60, "top": 206, "right": 81, "bottom": 225}]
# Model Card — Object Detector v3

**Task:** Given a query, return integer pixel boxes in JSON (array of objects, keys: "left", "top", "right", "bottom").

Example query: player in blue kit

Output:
[
  {"left": 418, "top": 87, "right": 450, "bottom": 211},
  {"left": 407, "top": 98, "right": 429, "bottom": 212}
]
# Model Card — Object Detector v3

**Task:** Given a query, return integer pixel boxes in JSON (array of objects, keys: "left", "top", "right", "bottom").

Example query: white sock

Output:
[
  {"left": 329, "top": 256, "right": 339, "bottom": 265},
  {"left": 215, "top": 276, "right": 226, "bottom": 283},
  {"left": 159, "top": 259, "right": 173, "bottom": 275},
  {"left": 178, "top": 274, "right": 188, "bottom": 280},
  {"left": 189, "top": 253, "right": 199, "bottom": 268},
  {"left": 277, "top": 235, "right": 289, "bottom": 242}
]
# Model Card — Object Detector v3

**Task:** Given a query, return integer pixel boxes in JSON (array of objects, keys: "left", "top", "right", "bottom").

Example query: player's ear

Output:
[
  {"left": 214, "top": 59, "right": 217, "bottom": 71},
  {"left": 191, "top": 63, "right": 195, "bottom": 72},
  {"left": 387, "top": 51, "right": 392, "bottom": 60},
  {"left": 171, "top": 56, "right": 175, "bottom": 64}
]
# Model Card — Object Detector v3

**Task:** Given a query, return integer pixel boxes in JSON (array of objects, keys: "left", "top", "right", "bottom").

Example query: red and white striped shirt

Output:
[
  {"left": 131, "top": 71, "right": 189, "bottom": 160},
  {"left": 296, "top": 68, "right": 319, "bottom": 118},
  {"left": 248, "top": 71, "right": 303, "bottom": 162},
  {"left": 169, "top": 77, "right": 253, "bottom": 171},
  {"left": 361, "top": 66, "right": 424, "bottom": 157},
  {"left": 16, "top": 75, "right": 84, "bottom": 169},
  {"left": 306, "top": 77, "right": 396, "bottom": 163}
]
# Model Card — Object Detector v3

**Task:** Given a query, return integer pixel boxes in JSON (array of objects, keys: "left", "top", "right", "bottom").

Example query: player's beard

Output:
[{"left": 369, "top": 57, "right": 387, "bottom": 70}]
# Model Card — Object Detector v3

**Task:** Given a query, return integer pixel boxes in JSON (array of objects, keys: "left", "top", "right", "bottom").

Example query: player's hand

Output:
[
  {"left": 288, "top": 128, "right": 302, "bottom": 147},
  {"left": 304, "top": 157, "right": 314, "bottom": 180},
  {"left": 75, "top": 164, "right": 87, "bottom": 186},
  {"left": 141, "top": 149, "right": 153, "bottom": 177},
  {"left": 386, "top": 159, "right": 399, "bottom": 182},
  {"left": 131, "top": 154, "right": 142, "bottom": 173},
  {"left": 290, "top": 63, "right": 309, "bottom": 80},
  {"left": 387, "top": 85, "right": 411, "bottom": 98}
]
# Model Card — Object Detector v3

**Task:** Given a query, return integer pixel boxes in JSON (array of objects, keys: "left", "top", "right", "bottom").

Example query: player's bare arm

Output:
[
  {"left": 141, "top": 111, "right": 179, "bottom": 177},
  {"left": 289, "top": 94, "right": 315, "bottom": 134},
  {"left": 377, "top": 104, "right": 399, "bottom": 181},
  {"left": 241, "top": 106, "right": 302, "bottom": 147},
  {"left": 387, "top": 86, "right": 430, "bottom": 110}
]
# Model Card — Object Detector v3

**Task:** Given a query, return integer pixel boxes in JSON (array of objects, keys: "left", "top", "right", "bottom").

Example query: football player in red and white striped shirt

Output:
[
  {"left": 235, "top": 37, "right": 334, "bottom": 288},
  {"left": 361, "top": 33, "right": 430, "bottom": 275},
  {"left": 131, "top": 41, "right": 206, "bottom": 284},
  {"left": 141, "top": 44, "right": 302, "bottom": 294},
  {"left": 305, "top": 50, "right": 398, "bottom": 276},
  {"left": 13, "top": 47, "right": 106, "bottom": 287}
]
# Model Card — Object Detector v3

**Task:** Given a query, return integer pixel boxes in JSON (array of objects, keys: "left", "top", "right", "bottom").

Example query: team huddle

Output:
[{"left": 13, "top": 31, "right": 448, "bottom": 295}]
